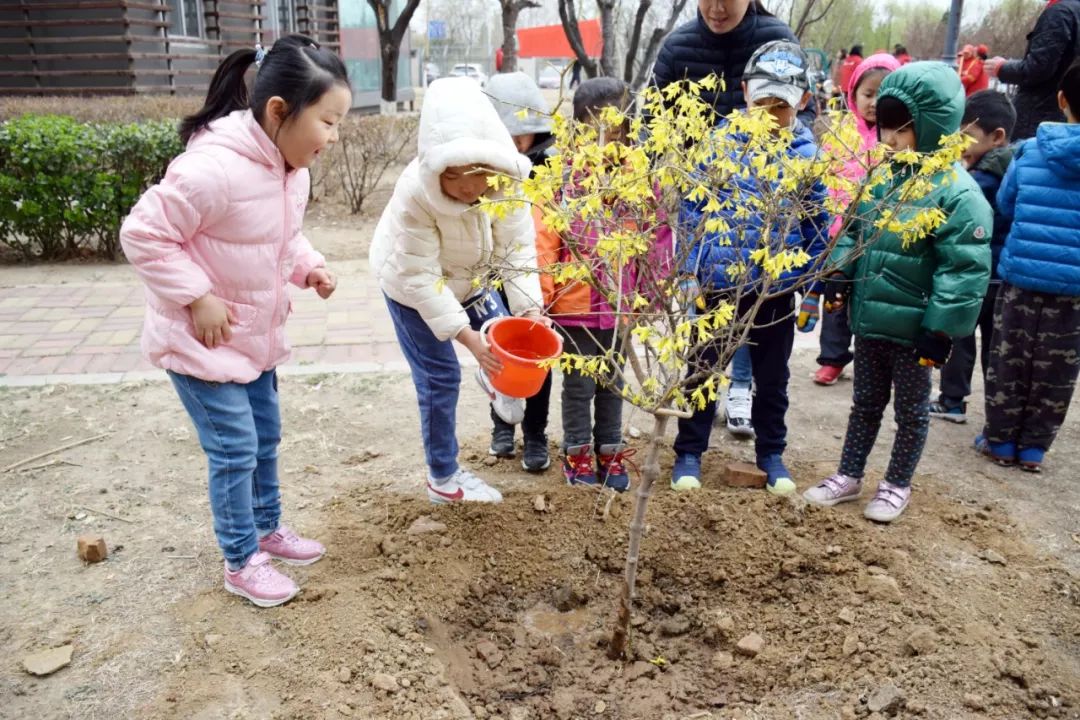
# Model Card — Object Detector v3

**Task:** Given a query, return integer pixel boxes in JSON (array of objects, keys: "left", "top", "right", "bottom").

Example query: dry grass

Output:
[{"left": 0, "top": 95, "right": 201, "bottom": 123}]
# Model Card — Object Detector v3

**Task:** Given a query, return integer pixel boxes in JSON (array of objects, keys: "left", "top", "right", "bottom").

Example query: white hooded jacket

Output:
[{"left": 369, "top": 77, "right": 543, "bottom": 341}]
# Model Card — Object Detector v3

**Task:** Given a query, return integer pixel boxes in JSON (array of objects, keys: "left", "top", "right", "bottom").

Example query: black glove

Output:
[
  {"left": 822, "top": 275, "right": 851, "bottom": 312},
  {"left": 913, "top": 330, "right": 952, "bottom": 367}
]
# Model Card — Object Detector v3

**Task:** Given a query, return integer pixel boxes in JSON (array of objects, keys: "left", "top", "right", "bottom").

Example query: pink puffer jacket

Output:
[
  {"left": 120, "top": 110, "right": 325, "bottom": 383},
  {"left": 829, "top": 53, "right": 902, "bottom": 237}
]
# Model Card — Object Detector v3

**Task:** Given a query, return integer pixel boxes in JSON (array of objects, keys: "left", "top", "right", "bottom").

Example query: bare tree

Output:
[
  {"left": 963, "top": 0, "right": 1043, "bottom": 58},
  {"left": 791, "top": 0, "right": 840, "bottom": 39},
  {"left": 499, "top": 0, "right": 541, "bottom": 73},
  {"left": 558, "top": 0, "right": 598, "bottom": 78},
  {"left": 367, "top": 0, "right": 423, "bottom": 113},
  {"left": 623, "top": 0, "right": 691, "bottom": 90}
]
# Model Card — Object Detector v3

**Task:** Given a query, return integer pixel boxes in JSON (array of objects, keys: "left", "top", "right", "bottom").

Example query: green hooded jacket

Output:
[{"left": 830, "top": 62, "right": 993, "bottom": 346}]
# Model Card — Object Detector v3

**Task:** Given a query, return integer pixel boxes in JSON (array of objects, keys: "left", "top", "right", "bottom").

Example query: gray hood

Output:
[{"left": 485, "top": 72, "right": 553, "bottom": 136}]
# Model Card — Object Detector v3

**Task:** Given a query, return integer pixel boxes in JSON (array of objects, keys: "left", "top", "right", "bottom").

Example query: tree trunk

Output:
[
  {"left": 598, "top": 0, "right": 619, "bottom": 78},
  {"left": 500, "top": 4, "right": 521, "bottom": 73},
  {"left": 367, "top": 0, "right": 422, "bottom": 114},
  {"left": 608, "top": 412, "right": 669, "bottom": 660},
  {"left": 623, "top": 0, "right": 652, "bottom": 84},
  {"left": 558, "top": 0, "right": 598, "bottom": 78},
  {"left": 628, "top": 0, "right": 690, "bottom": 92},
  {"left": 379, "top": 41, "right": 399, "bottom": 112}
]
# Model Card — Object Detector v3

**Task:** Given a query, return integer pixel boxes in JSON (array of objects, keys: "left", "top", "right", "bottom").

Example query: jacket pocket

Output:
[
  {"left": 880, "top": 267, "right": 929, "bottom": 306},
  {"left": 224, "top": 300, "right": 258, "bottom": 332}
]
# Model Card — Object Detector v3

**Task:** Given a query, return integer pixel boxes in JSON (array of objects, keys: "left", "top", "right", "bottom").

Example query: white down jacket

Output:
[{"left": 369, "top": 77, "right": 543, "bottom": 341}]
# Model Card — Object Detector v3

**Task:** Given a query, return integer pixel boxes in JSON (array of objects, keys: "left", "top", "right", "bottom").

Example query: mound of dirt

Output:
[{"left": 154, "top": 446, "right": 1079, "bottom": 720}]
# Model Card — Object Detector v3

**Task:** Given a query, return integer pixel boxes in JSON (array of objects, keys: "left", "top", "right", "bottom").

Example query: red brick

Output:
[{"left": 55, "top": 354, "right": 94, "bottom": 374}]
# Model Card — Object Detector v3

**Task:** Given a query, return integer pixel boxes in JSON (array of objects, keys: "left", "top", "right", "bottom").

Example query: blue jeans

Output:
[
  {"left": 729, "top": 345, "right": 752, "bottom": 389},
  {"left": 385, "top": 291, "right": 508, "bottom": 479},
  {"left": 169, "top": 369, "right": 281, "bottom": 569}
]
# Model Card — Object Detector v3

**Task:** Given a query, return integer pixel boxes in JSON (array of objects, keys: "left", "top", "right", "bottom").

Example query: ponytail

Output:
[
  {"left": 752, "top": 1, "right": 773, "bottom": 16},
  {"left": 179, "top": 35, "right": 349, "bottom": 146},
  {"left": 180, "top": 48, "right": 258, "bottom": 145}
]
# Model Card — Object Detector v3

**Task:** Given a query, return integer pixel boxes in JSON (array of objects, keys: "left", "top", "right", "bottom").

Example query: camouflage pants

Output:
[{"left": 983, "top": 283, "right": 1080, "bottom": 450}]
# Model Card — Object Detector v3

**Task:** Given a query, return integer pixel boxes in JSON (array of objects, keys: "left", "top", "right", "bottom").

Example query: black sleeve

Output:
[{"left": 998, "top": 5, "right": 1077, "bottom": 86}]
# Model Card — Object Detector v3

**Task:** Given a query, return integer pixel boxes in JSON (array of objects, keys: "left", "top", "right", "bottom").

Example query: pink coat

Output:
[
  {"left": 120, "top": 110, "right": 325, "bottom": 383},
  {"left": 828, "top": 53, "right": 902, "bottom": 237}
]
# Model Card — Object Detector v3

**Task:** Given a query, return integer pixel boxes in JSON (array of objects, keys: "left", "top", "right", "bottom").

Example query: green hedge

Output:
[{"left": 0, "top": 115, "right": 183, "bottom": 261}]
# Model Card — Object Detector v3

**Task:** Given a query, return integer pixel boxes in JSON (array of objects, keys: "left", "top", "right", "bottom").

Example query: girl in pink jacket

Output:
[
  {"left": 120, "top": 35, "right": 350, "bottom": 608},
  {"left": 814, "top": 53, "right": 901, "bottom": 387}
]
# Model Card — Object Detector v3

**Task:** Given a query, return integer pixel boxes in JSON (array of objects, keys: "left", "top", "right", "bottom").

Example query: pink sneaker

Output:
[
  {"left": 863, "top": 480, "right": 911, "bottom": 523},
  {"left": 803, "top": 473, "right": 863, "bottom": 506},
  {"left": 258, "top": 525, "right": 326, "bottom": 566},
  {"left": 223, "top": 551, "right": 299, "bottom": 608}
]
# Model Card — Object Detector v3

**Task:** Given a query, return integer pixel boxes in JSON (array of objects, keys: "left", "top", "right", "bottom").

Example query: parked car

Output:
[
  {"left": 425, "top": 62, "right": 441, "bottom": 86},
  {"left": 448, "top": 63, "right": 488, "bottom": 87},
  {"left": 538, "top": 65, "right": 566, "bottom": 90}
]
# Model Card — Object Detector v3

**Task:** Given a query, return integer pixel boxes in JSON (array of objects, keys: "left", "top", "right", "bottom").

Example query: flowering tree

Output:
[{"left": 480, "top": 77, "right": 969, "bottom": 660}]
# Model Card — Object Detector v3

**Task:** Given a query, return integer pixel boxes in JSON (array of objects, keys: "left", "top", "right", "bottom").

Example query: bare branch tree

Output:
[
  {"left": 499, "top": 0, "right": 541, "bottom": 73},
  {"left": 625, "top": 0, "right": 691, "bottom": 91},
  {"left": 793, "top": 0, "right": 840, "bottom": 39},
  {"left": 366, "top": 0, "right": 423, "bottom": 113},
  {"left": 558, "top": 0, "right": 598, "bottom": 78}
]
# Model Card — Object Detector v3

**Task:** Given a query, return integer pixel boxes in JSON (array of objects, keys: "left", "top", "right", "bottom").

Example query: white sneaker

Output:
[
  {"left": 475, "top": 368, "right": 525, "bottom": 425},
  {"left": 427, "top": 468, "right": 504, "bottom": 504},
  {"left": 803, "top": 473, "right": 863, "bottom": 506},
  {"left": 863, "top": 480, "right": 911, "bottom": 523},
  {"left": 725, "top": 386, "right": 755, "bottom": 439}
]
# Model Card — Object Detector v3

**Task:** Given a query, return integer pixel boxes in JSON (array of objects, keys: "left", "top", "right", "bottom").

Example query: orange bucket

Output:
[{"left": 482, "top": 317, "right": 563, "bottom": 398}]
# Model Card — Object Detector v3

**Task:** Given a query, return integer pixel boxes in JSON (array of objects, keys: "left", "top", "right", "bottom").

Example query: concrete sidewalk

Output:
[{"left": 0, "top": 259, "right": 820, "bottom": 386}]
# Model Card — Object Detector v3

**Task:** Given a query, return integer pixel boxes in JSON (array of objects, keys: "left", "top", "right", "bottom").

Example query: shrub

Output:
[
  {"left": 331, "top": 114, "right": 418, "bottom": 214},
  {"left": 0, "top": 115, "right": 182, "bottom": 260}
]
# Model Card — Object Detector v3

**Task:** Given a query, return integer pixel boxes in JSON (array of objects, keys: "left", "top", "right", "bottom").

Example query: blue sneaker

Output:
[
  {"left": 1017, "top": 446, "right": 1044, "bottom": 473},
  {"left": 757, "top": 454, "right": 796, "bottom": 496},
  {"left": 929, "top": 398, "right": 967, "bottom": 424},
  {"left": 974, "top": 434, "right": 1016, "bottom": 466},
  {"left": 597, "top": 444, "right": 633, "bottom": 492},
  {"left": 563, "top": 445, "right": 598, "bottom": 486},
  {"left": 671, "top": 453, "right": 701, "bottom": 491}
]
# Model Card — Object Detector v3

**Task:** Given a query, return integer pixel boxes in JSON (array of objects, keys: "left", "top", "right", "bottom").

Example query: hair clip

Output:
[{"left": 254, "top": 43, "right": 268, "bottom": 68}]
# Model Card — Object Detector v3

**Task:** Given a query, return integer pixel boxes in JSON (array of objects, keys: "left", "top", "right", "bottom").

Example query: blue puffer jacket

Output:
[
  {"left": 681, "top": 121, "right": 830, "bottom": 294},
  {"left": 996, "top": 123, "right": 1080, "bottom": 296}
]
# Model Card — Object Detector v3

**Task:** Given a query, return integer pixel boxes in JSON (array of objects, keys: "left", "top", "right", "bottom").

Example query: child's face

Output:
[
  {"left": 961, "top": 124, "right": 1007, "bottom": 168},
  {"left": 512, "top": 133, "right": 536, "bottom": 154},
  {"left": 268, "top": 84, "right": 352, "bottom": 170},
  {"left": 881, "top": 124, "right": 917, "bottom": 153},
  {"left": 747, "top": 96, "right": 800, "bottom": 134},
  {"left": 440, "top": 165, "right": 493, "bottom": 205},
  {"left": 854, "top": 73, "right": 885, "bottom": 125}
]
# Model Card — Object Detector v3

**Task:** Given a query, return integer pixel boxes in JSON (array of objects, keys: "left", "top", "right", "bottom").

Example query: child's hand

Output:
[
  {"left": 307, "top": 268, "right": 337, "bottom": 299},
  {"left": 190, "top": 293, "right": 235, "bottom": 349},
  {"left": 457, "top": 328, "right": 504, "bottom": 377},
  {"left": 822, "top": 275, "right": 849, "bottom": 313},
  {"left": 913, "top": 330, "right": 952, "bottom": 368},
  {"left": 796, "top": 293, "right": 820, "bottom": 333}
]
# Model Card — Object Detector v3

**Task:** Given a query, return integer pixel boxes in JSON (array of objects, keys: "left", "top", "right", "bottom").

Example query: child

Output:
[
  {"left": 815, "top": 52, "right": 901, "bottom": 386},
  {"left": 976, "top": 59, "right": 1080, "bottom": 472},
  {"left": 120, "top": 36, "right": 348, "bottom": 607},
  {"left": 930, "top": 90, "right": 1016, "bottom": 423},
  {"left": 535, "top": 77, "right": 671, "bottom": 492},
  {"left": 805, "top": 62, "right": 993, "bottom": 522},
  {"left": 484, "top": 71, "right": 556, "bottom": 472},
  {"left": 369, "top": 77, "right": 546, "bottom": 503},
  {"left": 673, "top": 40, "right": 830, "bottom": 495}
]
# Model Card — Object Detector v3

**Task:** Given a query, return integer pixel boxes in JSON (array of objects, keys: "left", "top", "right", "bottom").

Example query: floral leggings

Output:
[{"left": 838, "top": 337, "right": 932, "bottom": 488}]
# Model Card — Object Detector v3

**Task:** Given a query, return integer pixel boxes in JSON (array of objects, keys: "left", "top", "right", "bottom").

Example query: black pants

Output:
[
  {"left": 983, "top": 283, "right": 1080, "bottom": 451},
  {"left": 817, "top": 305, "right": 854, "bottom": 368},
  {"left": 557, "top": 325, "right": 623, "bottom": 449},
  {"left": 674, "top": 293, "right": 795, "bottom": 461},
  {"left": 937, "top": 284, "right": 998, "bottom": 408}
]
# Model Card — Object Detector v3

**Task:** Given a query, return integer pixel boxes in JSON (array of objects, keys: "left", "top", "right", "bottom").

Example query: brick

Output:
[
  {"left": 0, "top": 334, "right": 35, "bottom": 349},
  {"left": 56, "top": 354, "right": 94, "bottom": 375},
  {"left": 85, "top": 354, "right": 117, "bottom": 374},
  {"left": 723, "top": 462, "right": 767, "bottom": 489},
  {"left": 109, "top": 353, "right": 141, "bottom": 373},
  {"left": 77, "top": 535, "right": 108, "bottom": 563},
  {"left": 49, "top": 319, "right": 82, "bottom": 334},
  {"left": 107, "top": 330, "right": 139, "bottom": 346}
]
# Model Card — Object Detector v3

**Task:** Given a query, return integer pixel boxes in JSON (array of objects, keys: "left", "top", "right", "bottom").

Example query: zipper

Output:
[{"left": 266, "top": 171, "right": 289, "bottom": 369}]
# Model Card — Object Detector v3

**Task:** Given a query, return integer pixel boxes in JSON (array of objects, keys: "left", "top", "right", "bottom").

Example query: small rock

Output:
[
  {"left": 963, "top": 693, "right": 986, "bottom": 711},
  {"left": 337, "top": 703, "right": 353, "bottom": 717},
  {"left": 378, "top": 535, "right": 400, "bottom": 556},
  {"left": 865, "top": 575, "right": 902, "bottom": 602},
  {"left": 826, "top": 544, "right": 844, "bottom": 556},
  {"left": 483, "top": 455, "right": 498, "bottom": 467},
  {"left": 476, "top": 640, "right": 504, "bottom": 669},
  {"left": 715, "top": 614, "right": 736, "bottom": 634},
  {"left": 204, "top": 633, "right": 224, "bottom": 647},
  {"left": 624, "top": 661, "right": 656, "bottom": 682},
  {"left": 1020, "top": 636, "right": 1041, "bottom": 648},
  {"left": 842, "top": 633, "right": 859, "bottom": 657},
  {"left": 838, "top": 607, "right": 856, "bottom": 624},
  {"left": 22, "top": 645, "right": 74, "bottom": 676},
  {"left": 659, "top": 616, "right": 691, "bottom": 637},
  {"left": 553, "top": 585, "right": 587, "bottom": 612},
  {"left": 980, "top": 549, "right": 1007, "bottom": 565},
  {"left": 711, "top": 651, "right": 734, "bottom": 669},
  {"left": 532, "top": 495, "right": 548, "bottom": 513},
  {"left": 400, "top": 677, "right": 411, "bottom": 688},
  {"left": 736, "top": 632, "right": 765, "bottom": 657},
  {"left": 593, "top": 700, "right": 607, "bottom": 714},
  {"left": 904, "top": 626, "right": 938, "bottom": 656},
  {"left": 628, "top": 425, "right": 643, "bottom": 439},
  {"left": 77, "top": 535, "right": 108, "bottom": 563},
  {"left": 406, "top": 516, "right": 448, "bottom": 535},
  {"left": 370, "top": 673, "right": 398, "bottom": 693},
  {"left": 509, "top": 707, "right": 530, "bottom": 720},
  {"left": 337, "top": 666, "right": 352, "bottom": 683},
  {"left": 867, "top": 683, "right": 904, "bottom": 713}
]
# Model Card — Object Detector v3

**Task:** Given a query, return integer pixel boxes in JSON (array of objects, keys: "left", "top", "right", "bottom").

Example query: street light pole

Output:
[{"left": 942, "top": 0, "right": 964, "bottom": 67}]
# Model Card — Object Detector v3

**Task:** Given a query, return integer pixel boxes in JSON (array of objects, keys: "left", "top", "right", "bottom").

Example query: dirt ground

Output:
[{"left": 1, "top": 350, "right": 1077, "bottom": 720}]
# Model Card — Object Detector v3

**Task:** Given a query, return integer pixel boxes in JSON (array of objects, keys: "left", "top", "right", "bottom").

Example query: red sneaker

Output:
[{"left": 814, "top": 365, "right": 844, "bottom": 386}]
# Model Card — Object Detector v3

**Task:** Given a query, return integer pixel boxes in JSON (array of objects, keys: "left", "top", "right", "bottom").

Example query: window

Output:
[
  {"left": 166, "top": 0, "right": 203, "bottom": 39},
  {"left": 276, "top": 0, "right": 298, "bottom": 34}
]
